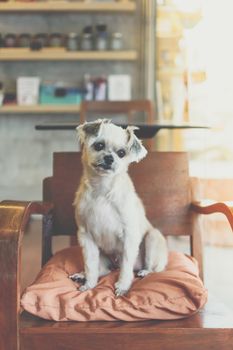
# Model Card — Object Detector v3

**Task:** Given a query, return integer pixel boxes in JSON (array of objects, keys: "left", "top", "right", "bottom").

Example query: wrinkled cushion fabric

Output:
[{"left": 21, "top": 246, "right": 207, "bottom": 321}]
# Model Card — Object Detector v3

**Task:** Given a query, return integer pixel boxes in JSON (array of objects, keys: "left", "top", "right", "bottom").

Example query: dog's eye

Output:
[
  {"left": 117, "top": 149, "right": 126, "bottom": 158},
  {"left": 93, "top": 142, "right": 105, "bottom": 151}
]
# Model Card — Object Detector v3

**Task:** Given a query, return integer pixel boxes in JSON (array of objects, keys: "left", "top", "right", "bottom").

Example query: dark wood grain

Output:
[
  {"left": 0, "top": 201, "right": 53, "bottom": 350},
  {"left": 19, "top": 295, "right": 233, "bottom": 331},
  {"left": 20, "top": 331, "right": 233, "bottom": 350},
  {"left": 20, "top": 297, "right": 233, "bottom": 350}
]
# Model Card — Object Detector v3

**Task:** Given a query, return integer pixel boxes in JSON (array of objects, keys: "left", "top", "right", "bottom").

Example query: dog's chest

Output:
[{"left": 78, "top": 191, "right": 124, "bottom": 253}]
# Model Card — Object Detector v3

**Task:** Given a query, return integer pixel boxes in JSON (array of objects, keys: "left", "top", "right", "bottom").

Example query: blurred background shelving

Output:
[
  {"left": 0, "top": 0, "right": 138, "bottom": 116},
  {"left": 155, "top": 1, "right": 206, "bottom": 151},
  {"left": 0, "top": 0, "right": 145, "bottom": 196},
  {"left": 0, "top": 0, "right": 136, "bottom": 13},
  {"left": 0, "top": 48, "right": 137, "bottom": 61},
  {"left": 0, "top": 104, "right": 80, "bottom": 114}
]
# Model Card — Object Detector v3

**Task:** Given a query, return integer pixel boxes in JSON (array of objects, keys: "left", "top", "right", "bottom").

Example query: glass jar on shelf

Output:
[
  {"left": 95, "top": 24, "right": 108, "bottom": 51},
  {"left": 18, "top": 33, "right": 31, "bottom": 48},
  {"left": 80, "top": 33, "right": 93, "bottom": 51},
  {"left": 80, "top": 25, "right": 94, "bottom": 50},
  {"left": 4, "top": 34, "right": 17, "bottom": 48},
  {"left": 66, "top": 32, "right": 79, "bottom": 51},
  {"left": 95, "top": 32, "right": 108, "bottom": 51},
  {"left": 110, "top": 32, "right": 123, "bottom": 50},
  {"left": 34, "top": 33, "right": 48, "bottom": 48},
  {"left": 49, "top": 33, "right": 64, "bottom": 48}
]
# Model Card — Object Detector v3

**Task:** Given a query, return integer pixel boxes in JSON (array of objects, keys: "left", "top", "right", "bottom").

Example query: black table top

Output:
[{"left": 35, "top": 122, "right": 209, "bottom": 139}]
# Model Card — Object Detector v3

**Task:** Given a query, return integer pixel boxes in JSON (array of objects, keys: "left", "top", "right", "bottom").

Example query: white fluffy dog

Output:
[{"left": 70, "top": 119, "right": 168, "bottom": 296}]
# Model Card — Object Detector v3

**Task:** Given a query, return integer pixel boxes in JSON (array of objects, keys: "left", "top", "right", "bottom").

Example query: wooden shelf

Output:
[
  {"left": 0, "top": 1, "right": 136, "bottom": 13},
  {"left": 0, "top": 48, "right": 137, "bottom": 61},
  {"left": 0, "top": 105, "right": 80, "bottom": 114}
]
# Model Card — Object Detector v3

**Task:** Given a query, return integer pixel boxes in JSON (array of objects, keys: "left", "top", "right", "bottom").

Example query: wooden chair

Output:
[
  {"left": 1, "top": 151, "right": 233, "bottom": 350},
  {"left": 79, "top": 100, "right": 155, "bottom": 149}
]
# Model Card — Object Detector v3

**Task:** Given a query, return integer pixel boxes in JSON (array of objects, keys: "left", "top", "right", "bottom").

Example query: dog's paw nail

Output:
[
  {"left": 114, "top": 282, "right": 129, "bottom": 296},
  {"left": 79, "top": 284, "right": 90, "bottom": 292},
  {"left": 114, "top": 282, "right": 120, "bottom": 289},
  {"left": 137, "top": 269, "right": 150, "bottom": 278},
  {"left": 115, "top": 287, "right": 128, "bottom": 297},
  {"left": 69, "top": 272, "right": 86, "bottom": 283}
]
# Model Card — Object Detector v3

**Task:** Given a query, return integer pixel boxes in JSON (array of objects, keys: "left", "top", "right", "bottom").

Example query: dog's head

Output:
[{"left": 76, "top": 119, "right": 147, "bottom": 175}]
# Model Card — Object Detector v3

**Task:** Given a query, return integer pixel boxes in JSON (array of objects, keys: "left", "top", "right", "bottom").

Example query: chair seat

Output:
[
  {"left": 21, "top": 248, "right": 207, "bottom": 322},
  {"left": 20, "top": 296, "right": 233, "bottom": 350}
]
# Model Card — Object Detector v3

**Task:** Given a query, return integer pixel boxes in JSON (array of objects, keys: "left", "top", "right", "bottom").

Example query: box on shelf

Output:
[
  {"left": 17, "top": 77, "right": 40, "bottom": 106},
  {"left": 107, "top": 74, "right": 131, "bottom": 101},
  {"left": 39, "top": 83, "right": 84, "bottom": 105}
]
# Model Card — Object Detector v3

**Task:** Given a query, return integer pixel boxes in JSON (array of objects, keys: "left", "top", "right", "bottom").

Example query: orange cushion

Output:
[{"left": 21, "top": 246, "right": 207, "bottom": 321}]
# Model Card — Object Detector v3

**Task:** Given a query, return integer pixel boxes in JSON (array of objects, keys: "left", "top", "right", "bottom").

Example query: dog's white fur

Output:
[{"left": 71, "top": 119, "right": 168, "bottom": 296}]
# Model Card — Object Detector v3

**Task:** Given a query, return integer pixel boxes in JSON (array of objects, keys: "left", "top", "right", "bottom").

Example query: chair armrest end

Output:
[{"left": 191, "top": 200, "right": 233, "bottom": 231}]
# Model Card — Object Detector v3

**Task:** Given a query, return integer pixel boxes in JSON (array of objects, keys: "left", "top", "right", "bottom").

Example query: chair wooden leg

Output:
[{"left": 190, "top": 212, "right": 204, "bottom": 281}]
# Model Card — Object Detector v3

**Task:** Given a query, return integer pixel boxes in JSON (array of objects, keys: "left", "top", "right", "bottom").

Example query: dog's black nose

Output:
[{"left": 104, "top": 154, "right": 114, "bottom": 165}]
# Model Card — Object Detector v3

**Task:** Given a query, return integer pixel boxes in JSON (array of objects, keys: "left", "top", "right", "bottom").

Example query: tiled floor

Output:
[
  {"left": 168, "top": 236, "right": 233, "bottom": 311},
  {"left": 204, "top": 245, "right": 233, "bottom": 310},
  {"left": 170, "top": 237, "right": 233, "bottom": 311}
]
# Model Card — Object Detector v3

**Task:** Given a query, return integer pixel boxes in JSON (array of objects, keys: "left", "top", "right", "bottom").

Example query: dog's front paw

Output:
[
  {"left": 114, "top": 281, "right": 130, "bottom": 297},
  {"left": 137, "top": 269, "right": 151, "bottom": 278}
]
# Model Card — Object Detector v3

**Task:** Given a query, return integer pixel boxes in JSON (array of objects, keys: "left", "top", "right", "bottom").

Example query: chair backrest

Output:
[
  {"left": 43, "top": 151, "right": 203, "bottom": 278},
  {"left": 43, "top": 151, "right": 193, "bottom": 235},
  {"left": 79, "top": 100, "right": 154, "bottom": 124},
  {"left": 79, "top": 100, "right": 155, "bottom": 150}
]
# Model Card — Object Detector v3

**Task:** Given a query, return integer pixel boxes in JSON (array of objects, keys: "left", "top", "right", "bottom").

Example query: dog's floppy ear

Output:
[
  {"left": 76, "top": 119, "right": 110, "bottom": 145},
  {"left": 126, "top": 126, "right": 147, "bottom": 163}
]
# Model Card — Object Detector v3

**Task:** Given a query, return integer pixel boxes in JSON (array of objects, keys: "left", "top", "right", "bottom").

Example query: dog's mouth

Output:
[{"left": 93, "top": 163, "right": 113, "bottom": 171}]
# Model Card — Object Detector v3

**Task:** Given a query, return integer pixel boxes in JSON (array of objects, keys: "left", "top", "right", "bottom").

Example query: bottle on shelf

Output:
[
  {"left": 83, "top": 74, "right": 94, "bottom": 101},
  {"left": 94, "top": 76, "right": 107, "bottom": 101},
  {"left": 95, "top": 24, "right": 108, "bottom": 51},
  {"left": 80, "top": 26, "right": 94, "bottom": 51}
]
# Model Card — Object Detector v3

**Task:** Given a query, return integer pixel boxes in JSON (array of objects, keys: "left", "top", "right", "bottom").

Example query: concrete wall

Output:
[{"left": 0, "top": 4, "right": 142, "bottom": 199}]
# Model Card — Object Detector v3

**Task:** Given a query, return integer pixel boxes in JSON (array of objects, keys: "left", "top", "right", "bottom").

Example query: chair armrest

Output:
[
  {"left": 0, "top": 200, "right": 53, "bottom": 350},
  {"left": 191, "top": 200, "right": 233, "bottom": 231}
]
